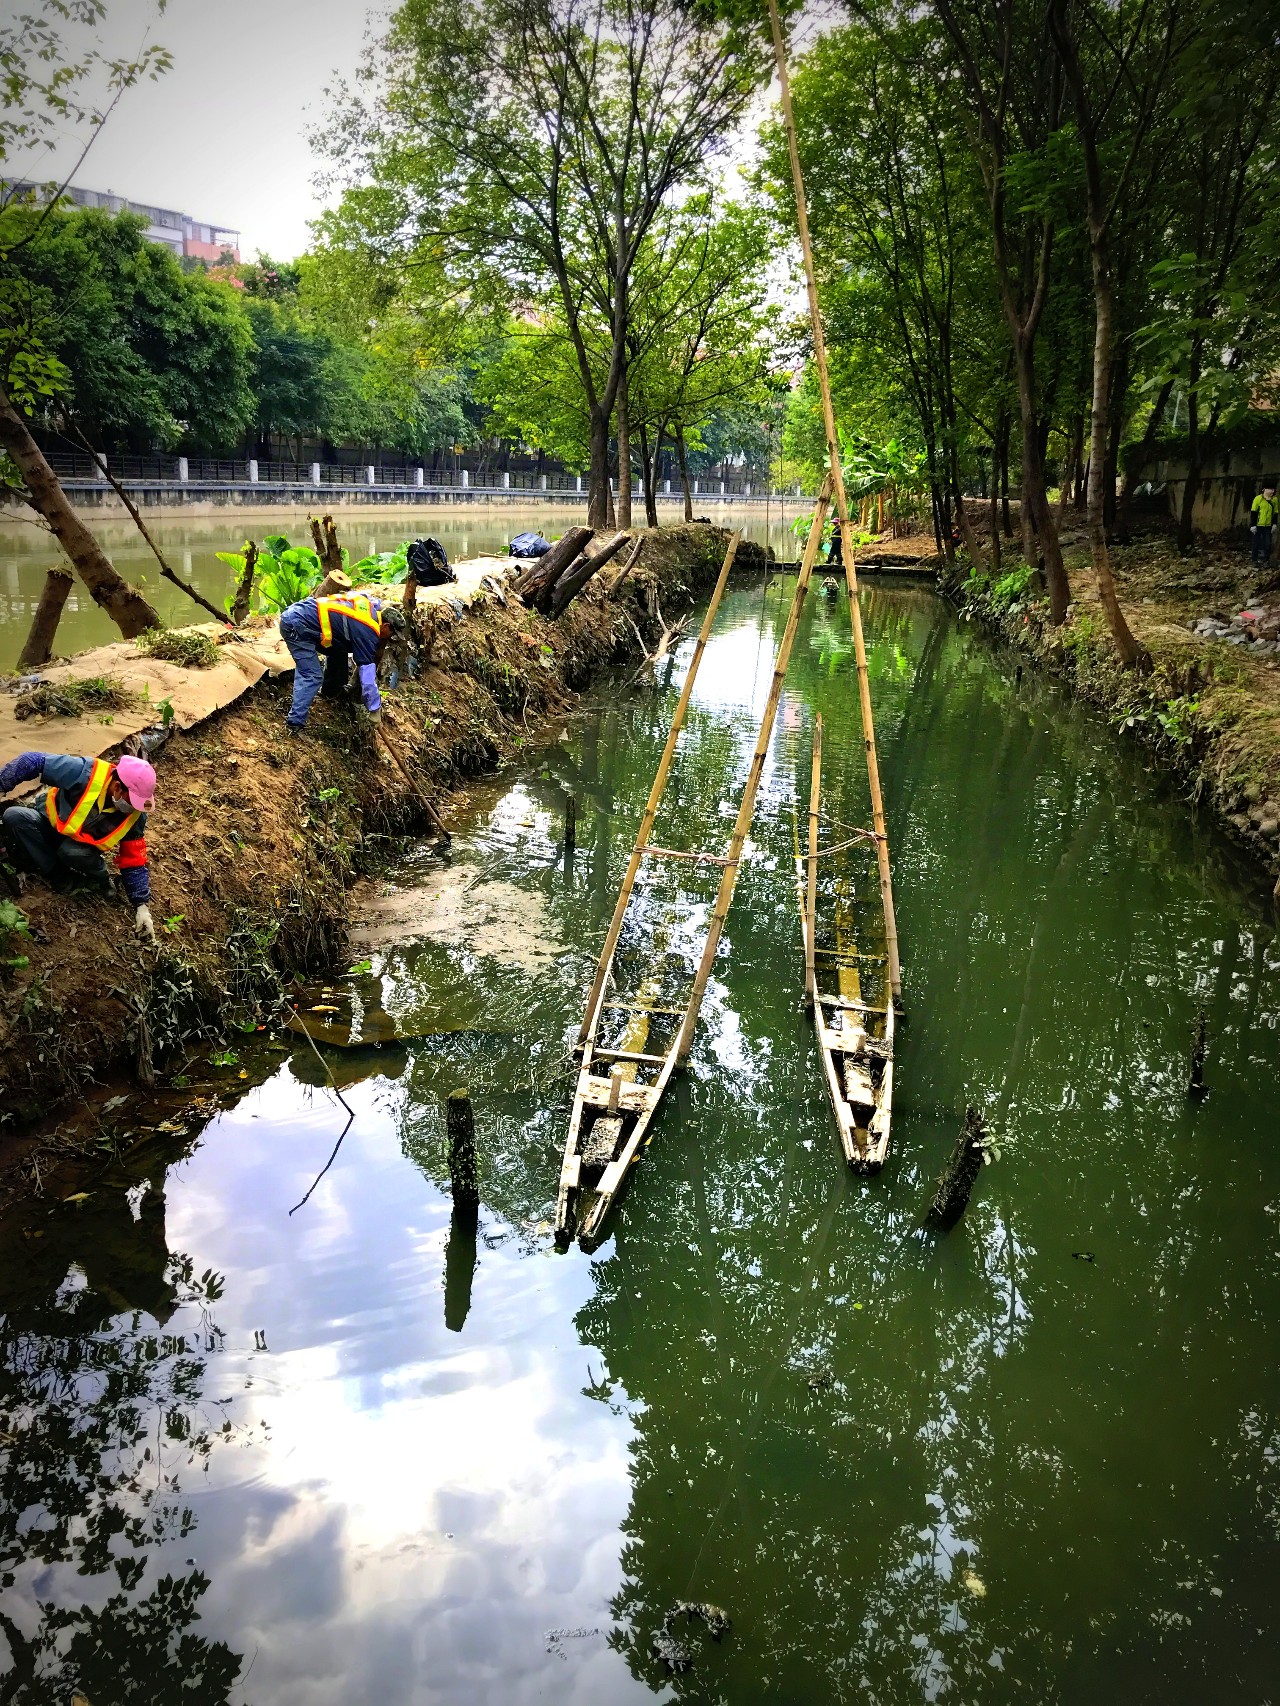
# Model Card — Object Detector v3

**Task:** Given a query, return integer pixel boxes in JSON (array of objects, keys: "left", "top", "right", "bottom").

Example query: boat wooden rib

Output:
[
  {"left": 557, "top": 484, "right": 834, "bottom": 1248},
  {"left": 796, "top": 713, "right": 895, "bottom": 1172}
]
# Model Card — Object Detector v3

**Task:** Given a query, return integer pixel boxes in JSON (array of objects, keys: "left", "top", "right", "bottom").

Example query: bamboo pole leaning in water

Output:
[
  {"left": 766, "top": 0, "right": 902, "bottom": 1004},
  {"left": 676, "top": 480, "right": 833, "bottom": 1062},
  {"left": 576, "top": 531, "right": 743, "bottom": 1047},
  {"left": 805, "top": 713, "right": 823, "bottom": 1011}
]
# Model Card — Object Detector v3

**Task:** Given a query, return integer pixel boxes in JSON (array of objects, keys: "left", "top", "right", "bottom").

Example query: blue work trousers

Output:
[
  {"left": 280, "top": 617, "right": 351, "bottom": 728},
  {"left": 1251, "top": 526, "right": 1274, "bottom": 567},
  {"left": 2, "top": 804, "right": 107, "bottom": 885}
]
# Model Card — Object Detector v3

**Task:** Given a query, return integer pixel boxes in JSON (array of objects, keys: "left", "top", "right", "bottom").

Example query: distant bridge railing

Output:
[{"left": 40, "top": 451, "right": 802, "bottom": 503}]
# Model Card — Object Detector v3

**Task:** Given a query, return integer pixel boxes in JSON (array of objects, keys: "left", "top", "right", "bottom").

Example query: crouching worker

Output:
[
  {"left": 278, "top": 592, "right": 407, "bottom": 732},
  {"left": 0, "top": 752, "right": 157, "bottom": 940}
]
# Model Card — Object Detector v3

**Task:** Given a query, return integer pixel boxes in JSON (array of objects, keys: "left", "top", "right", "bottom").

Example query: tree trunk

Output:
[
  {"left": 988, "top": 480, "right": 1002, "bottom": 575},
  {"left": 1085, "top": 228, "right": 1144, "bottom": 665},
  {"left": 1103, "top": 346, "right": 1129, "bottom": 530},
  {"left": 953, "top": 486, "right": 987, "bottom": 567},
  {"left": 17, "top": 567, "right": 74, "bottom": 669},
  {"left": 676, "top": 426, "right": 694, "bottom": 522},
  {"left": 1014, "top": 341, "right": 1068, "bottom": 622},
  {"left": 1058, "top": 411, "right": 1083, "bottom": 520},
  {"left": 616, "top": 360, "right": 632, "bottom": 530},
  {"left": 1177, "top": 351, "right": 1202, "bottom": 553},
  {"left": 0, "top": 383, "right": 160, "bottom": 638},
  {"left": 999, "top": 421, "right": 1014, "bottom": 536},
  {"left": 587, "top": 408, "right": 611, "bottom": 529}
]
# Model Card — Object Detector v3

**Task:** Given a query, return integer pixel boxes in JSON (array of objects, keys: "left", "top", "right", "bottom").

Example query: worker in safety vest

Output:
[
  {"left": 278, "top": 592, "right": 407, "bottom": 732},
  {"left": 0, "top": 752, "right": 157, "bottom": 940},
  {"left": 1250, "top": 484, "right": 1277, "bottom": 567}
]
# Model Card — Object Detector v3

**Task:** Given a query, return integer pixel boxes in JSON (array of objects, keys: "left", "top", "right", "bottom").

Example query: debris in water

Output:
[
  {"left": 651, "top": 1601, "right": 731, "bottom": 1673},
  {"left": 962, "top": 1569, "right": 987, "bottom": 1597},
  {"left": 1072, "top": 1251, "right": 1096, "bottom": 1263}
]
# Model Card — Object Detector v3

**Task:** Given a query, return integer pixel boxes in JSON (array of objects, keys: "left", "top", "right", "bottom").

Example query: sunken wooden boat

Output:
[
  {"left": 557, "top": 484, "right": 838, "bottom": 1248},
  {"left": 795, "top": 714, "right": 895, "bottom": 1172}
]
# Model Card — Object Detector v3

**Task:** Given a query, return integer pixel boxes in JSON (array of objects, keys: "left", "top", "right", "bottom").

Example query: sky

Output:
[{"left": 25, "top": 0, "right": 382, "bottom": 261}]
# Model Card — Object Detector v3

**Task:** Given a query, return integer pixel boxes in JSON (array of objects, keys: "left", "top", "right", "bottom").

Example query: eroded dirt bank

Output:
[
  {"left": 0, "top": 524, "right": 750, "bottom": 1162},
  {"left": 941, "top": 521, "right": 1280, "bottom": 892}
]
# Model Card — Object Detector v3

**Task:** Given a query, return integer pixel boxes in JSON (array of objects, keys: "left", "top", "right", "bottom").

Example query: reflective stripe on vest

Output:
[
  {"left": 45, "top": 758, "right": 141, "bottom": 850},
  {"left": 316, "top": 595, "right": 381, "bottom": 648}
]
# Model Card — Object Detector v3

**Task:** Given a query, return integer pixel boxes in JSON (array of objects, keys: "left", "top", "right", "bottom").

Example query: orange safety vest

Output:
[
  {"left": 315, "top": 594, "right": 382, "bottom": 648},
  {"left": 45, "top": 758, "right": 140, "bottom": 850}
]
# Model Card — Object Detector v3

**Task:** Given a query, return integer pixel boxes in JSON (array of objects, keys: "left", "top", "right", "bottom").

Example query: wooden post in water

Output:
[
  {"left": 676, "top": 482, "right": 832, "bottom": 1062},
  {"left": 446, "top": 1088, "right": 479, "bottom": 1221},
  {"left": 576, "top": 532, "right": 742, "bottom": 1046},
  {"left": 805, "top": 715, "right": 823, "bottom": 1011},
  {"left": 926, "top": 1106, "right": 989, "bottom": 1231},
  {"left": 1188, "top": 1007, "right": 1208, "bottom": 1100},
  {"left": 767, "top": 0, "right": 902, "bottom": 1005}
]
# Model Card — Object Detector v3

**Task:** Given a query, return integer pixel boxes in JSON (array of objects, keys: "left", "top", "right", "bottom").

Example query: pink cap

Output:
[{"left": 115, "top": 754, "right": 156, "bottom": 812}]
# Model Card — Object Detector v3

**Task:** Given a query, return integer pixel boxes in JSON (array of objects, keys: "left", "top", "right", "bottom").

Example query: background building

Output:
[{"left": 5, "top": 181, "right": 240, "bottom": 262}]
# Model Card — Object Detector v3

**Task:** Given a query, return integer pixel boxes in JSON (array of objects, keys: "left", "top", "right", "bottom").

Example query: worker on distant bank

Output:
[
  {"left": 1250, "top": 484, "right": 1277, "bottom": 567},
  {"left": 278, "top": 591, "right": 407, "bottom": 732},
  {"left": 0, "top": 751, "right": 157, "bottom": 940}
]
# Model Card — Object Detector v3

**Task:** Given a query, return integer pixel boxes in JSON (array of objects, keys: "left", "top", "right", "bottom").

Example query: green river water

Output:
[{"left": 2, "top": 575, "right": 1279, "bottom": 1704}]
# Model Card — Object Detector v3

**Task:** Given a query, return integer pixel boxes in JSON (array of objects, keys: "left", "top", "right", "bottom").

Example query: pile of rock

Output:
[
  {"left": 1224, "top": 781, "right": 1280, "bottom": 849},
  {"left": 1188, "top": 602, "right": 1280, "bottom": 653}
]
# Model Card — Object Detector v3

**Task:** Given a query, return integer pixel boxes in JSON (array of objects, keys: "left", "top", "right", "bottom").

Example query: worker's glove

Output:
[
  {"left": 134, "top": 904, "right": 156, "bottom": 944},
  {"left": 367, "top": 709, "right": 383, "bottom": 726}
]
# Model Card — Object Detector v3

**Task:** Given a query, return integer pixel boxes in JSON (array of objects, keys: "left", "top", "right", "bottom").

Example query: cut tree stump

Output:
[{"left": 17, "top": 567, "right": 74, "bottom": 669}]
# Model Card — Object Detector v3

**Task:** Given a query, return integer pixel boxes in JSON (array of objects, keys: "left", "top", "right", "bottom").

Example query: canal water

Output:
[
  {"left": 2, "top": 579, "right": 1278, "bottom": 1704},
  {"left": 0, "top": 502, "right": 809, "bottom": 670}
]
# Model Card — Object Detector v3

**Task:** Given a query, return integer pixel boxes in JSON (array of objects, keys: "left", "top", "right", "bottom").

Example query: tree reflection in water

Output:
[{"left": 0, "top": 1160, "right": 248, "bottom": 1704}]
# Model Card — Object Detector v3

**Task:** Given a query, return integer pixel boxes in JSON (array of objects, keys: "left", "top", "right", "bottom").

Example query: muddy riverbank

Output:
[
  {"left": 941, "top": 523, "right": 1280, "bottom": 895},
  {"left": 0, "top": 524, "right": 747, "bottom": 1172}
]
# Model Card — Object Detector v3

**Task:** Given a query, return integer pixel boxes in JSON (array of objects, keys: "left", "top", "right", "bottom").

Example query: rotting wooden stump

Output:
[
  {"left": 926, "top": 1106, "right": 989, "bottom": 1231},
  {"left": 447, "top": 1087, "right": 479, "bottom": 1224}
]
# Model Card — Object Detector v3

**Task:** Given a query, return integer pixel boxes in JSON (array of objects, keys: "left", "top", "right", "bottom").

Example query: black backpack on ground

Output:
[{"left": 407, "top": 537, "right": 455, "bottom": 585}]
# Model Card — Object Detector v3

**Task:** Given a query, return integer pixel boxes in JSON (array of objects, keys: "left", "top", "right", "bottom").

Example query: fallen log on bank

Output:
[
  {"left": 548, "top": 530, "right": 631, "bottom": 617},
  {"left": 511, "top": 526, "right": 592, "bottom": 603}
]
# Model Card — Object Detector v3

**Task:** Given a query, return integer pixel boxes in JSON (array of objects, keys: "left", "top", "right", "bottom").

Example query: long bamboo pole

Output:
[
  {"left": 676, "top": 480, "right": 832, "bottom": 1062},
  {"left": 766, "top": 0, "right": 903, "bottom": 1003},
  {"left": 805, "top": 712, "right": 823, "bottom": 1010},
  {"left": 576, "top": 531, "right": 742, "bottom": 1046}
]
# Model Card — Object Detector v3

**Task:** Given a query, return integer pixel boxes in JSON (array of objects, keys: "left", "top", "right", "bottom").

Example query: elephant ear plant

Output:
[{"left": 219, "top": 535, "right": 324, "bottom": 617}]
